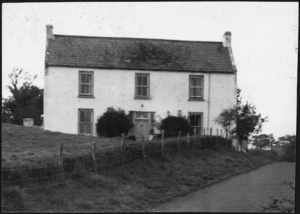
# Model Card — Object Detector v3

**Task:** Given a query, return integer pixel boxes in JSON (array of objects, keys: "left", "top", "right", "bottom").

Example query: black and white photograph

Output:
[{"left": 2, "top": 2, "right": 297, "bottom": 212}]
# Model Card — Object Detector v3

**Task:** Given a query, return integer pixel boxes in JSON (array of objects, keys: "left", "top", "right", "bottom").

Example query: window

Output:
[
  {"left": 78, "top": 109, "right": 93, "bottom": 135},
  {"left": 189, "top": 75, "right": 204, "bottom": 99},
  {"left": 135, "top": 111, "right": 149, "bottom": 119},
  {"left": 79, "top": 71, "right": 94, "bottom": 96},
  {"left": 135, "top": 73, "right": 150, "bottom": 99},
  {"left": 189, "top": 112, "right": 203, "bottom": 135}
]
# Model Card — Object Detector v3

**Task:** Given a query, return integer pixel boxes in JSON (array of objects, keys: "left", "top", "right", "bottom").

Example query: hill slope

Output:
[{"left": 2, "top": 123, "right": 128, "bottom": 168}]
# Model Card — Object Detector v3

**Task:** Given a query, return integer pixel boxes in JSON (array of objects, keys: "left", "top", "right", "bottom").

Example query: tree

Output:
[
  {"left": 251, "top": 134, "right": 275, "bottom": 150},
  {"left": 215, "top": 89, "right": 267, "bottom": 141},
  {"left": 277, "top": 135, "right": 296, "bottom": 162},
  {"left": 96, "top": 107, "right": 134, "bottom": 137},
  {"left": 215, "top": 107, "right": 236, "bottom": 135},
  {"left": 2, "top": 68, "right": 43, "bottom": 125}
]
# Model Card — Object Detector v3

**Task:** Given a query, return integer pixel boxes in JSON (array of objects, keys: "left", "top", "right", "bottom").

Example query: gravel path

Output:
[{"left": 152, "top": 162, "right": 295, "bottom": 212}]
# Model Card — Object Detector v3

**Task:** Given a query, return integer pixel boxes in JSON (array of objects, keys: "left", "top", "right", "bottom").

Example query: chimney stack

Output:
[
  {"left": 223, "top": 31, "right": 231, "bottom": 47},
  {"left": 223, "top": 31, "right": 237, "bottom": 73},
  {"left": 46, "top": 24, "right": 54, "bottom": 40}
]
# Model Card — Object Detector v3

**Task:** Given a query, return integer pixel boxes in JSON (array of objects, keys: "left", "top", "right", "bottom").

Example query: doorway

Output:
[{"left": 133, "top": 111, "right": 153, "bottom": 140}]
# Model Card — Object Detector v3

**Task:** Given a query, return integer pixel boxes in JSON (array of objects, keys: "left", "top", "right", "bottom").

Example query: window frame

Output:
[
  {"left": 135, "top": 73, "right": 150, "bottom": 99},
  {"left": 78, "top": 108, "right": 94, "bottom": 135},
  {"left": 189, "top": 75, "right": 204, "bottom": 100},
  {"left": 78, "top": 71, "right": 94, "bottom": 97},
  {"left": 135, "top": 111, "right": 150, "bottom": 120},
  {"left": 188, "top": 112, "right": 203, "bottom": 135}
]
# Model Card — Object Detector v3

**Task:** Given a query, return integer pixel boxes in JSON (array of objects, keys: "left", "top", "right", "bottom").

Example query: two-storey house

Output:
[{"left": 44, "top": 25, "right": 237, "bottom": 138}]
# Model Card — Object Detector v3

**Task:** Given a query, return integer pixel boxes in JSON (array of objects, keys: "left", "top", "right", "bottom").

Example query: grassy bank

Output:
[
  {"left": 2, "top": 123, "right": 137, "bottom": 169},
  {"left": 2, "top": 146, "right": 278, "bottom": 212}
]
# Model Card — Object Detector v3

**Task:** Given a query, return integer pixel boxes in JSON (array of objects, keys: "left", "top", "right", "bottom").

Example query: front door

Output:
[
  {"left": 134, "top": 111, "right": 152, "bottom": 140},
  {"left": 136, "top": 120, "right": 150, "bottom": 140}
]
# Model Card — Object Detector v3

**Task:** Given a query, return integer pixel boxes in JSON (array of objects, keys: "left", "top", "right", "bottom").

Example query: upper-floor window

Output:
[
  {"left": 79, "top": 71, "right": 94, "bottom": 96},
  {"left": 189, "top": 75, "right": 204, "bottom": 100},
  {"left": 135, "top": 73, "right": 150, "bottom": 99}
]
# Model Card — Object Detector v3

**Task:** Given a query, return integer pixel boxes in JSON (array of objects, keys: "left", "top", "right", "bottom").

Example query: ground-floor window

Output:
[
  {"left": 188, "top": 112, "right": 203, "bottom": 135},
  {"left": 78, "top": 109, "right": 93, "bottom": 135}
]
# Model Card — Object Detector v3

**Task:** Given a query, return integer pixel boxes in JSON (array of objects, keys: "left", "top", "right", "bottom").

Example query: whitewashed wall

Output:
[{"left": 44, "top": 66, "right": 236, "bottom": 136}]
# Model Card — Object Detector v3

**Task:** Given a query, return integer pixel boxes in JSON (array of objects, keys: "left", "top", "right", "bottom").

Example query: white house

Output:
[{"left": 44, "top": 25, "right": 237, "bottom": 138}]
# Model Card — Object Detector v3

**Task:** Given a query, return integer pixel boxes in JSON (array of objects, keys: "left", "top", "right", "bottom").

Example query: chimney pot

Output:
[
  {"left": 223, "top": 31, "right": 231, "bottom": 47},
  {"left": 46, "top": 24, "right": 54, "bottom": 40}
]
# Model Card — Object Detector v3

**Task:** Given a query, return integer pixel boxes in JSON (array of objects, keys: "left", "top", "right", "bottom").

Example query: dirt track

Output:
[{"left": 152, "top": 162, "right": 295, "bottom": 212}]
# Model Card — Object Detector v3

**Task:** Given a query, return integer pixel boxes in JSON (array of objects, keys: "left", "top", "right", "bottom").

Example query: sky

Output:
[{"left": 2, "top": 2, "right": 298, "bottom": 139}]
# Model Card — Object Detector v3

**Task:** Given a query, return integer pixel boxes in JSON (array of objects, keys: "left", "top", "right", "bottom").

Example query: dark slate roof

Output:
[{"left": 46, "top": 35, "right": 235, "bottom": 73}]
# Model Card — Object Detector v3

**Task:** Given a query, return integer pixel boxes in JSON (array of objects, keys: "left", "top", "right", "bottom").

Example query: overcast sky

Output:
[{"left": 2, "top": 2, "right": 298, "bottom": 139}]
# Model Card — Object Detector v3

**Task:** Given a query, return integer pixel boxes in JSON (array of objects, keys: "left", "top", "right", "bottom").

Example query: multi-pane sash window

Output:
[
  {"left": 79, "top": 109, "right": 93, "bottom": 135},
  {"left": 189, "top": 113, "right": 203, "bottom": 135},
  {"left": 79, "top": 71, "right": 93, "bottom": 96},
  {"left": 189, "top": 75, "right": 204, "bottom": 99},
  {"left": 135, "top": 73, "right": 150, "bottom": 98}
]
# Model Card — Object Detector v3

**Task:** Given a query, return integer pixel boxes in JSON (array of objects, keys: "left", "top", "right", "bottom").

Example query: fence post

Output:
[
  {"left": 187, "top": 133, "right": 190, "bottom": 149},
  {"left": 91, "top": 141, "right": 97, "bottom": 174},
  {"left": 121, "top": 133, "right": 126, "bottom": 165},
  {"left": 195, "top": 132, "right": 197, "bottom": 148},
  {"left": 161, "top": 130, "right": 165, "bottom": 158},
  {"left": 177, "top": 131, "right": 181, "bottom": 153},
  {"left": 216, "top": 129, "right": 219, "bottom": 146},
  {"left": 195, "top": 131, "right": 199, "bottom": 149},
  {"left": 120, "top": 133, "right": 124, "bottom": 152},
  {"left": 220, "top": 129, "right": 223, "bottom": 146},
  {"left": 210, "top": 128, "right": 212, "bottom": 136},
  {"left": 203, "top": 128, "right": 206, "bottom": 136},
  {"left": 58, "top": 143, "right": 64, "bottom": 185},
  {"left": 141, "top": 135, "right": 146, "bottom": 159}
]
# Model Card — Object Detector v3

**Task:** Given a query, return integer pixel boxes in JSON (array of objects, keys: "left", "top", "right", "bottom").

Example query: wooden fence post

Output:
[
  {"left": 141, "top": 135, "right": 146, "bottom": 159},
  {"left": 203, "top": 128, "right": 206, "bottom": 136},
  {"left": 210, "top": 128, "right": 212, "bottom": 136},
  {"left": 58, "top": 143, "right": 64, "bottom": 184},
  {"left": 120, "top": 133, "right": 124, "bottom": 152},
  {"left": 195, "top": 132, "right": 198, "bottom": 149},
  {"left": 187, "top": 133, "right": 190, "bottom": 149},
  {"left": 195, "top": 132, "right": 197, "bottom": 148},
  {"left": 177, "top": 131, "right": 181, "bottom": 153},
  {"left": 121, "top": 133, "right": 126, "bottom": 165},
  {"left": 220, "top": 129, "right": 223, "bottom": 146},
  {"left": 216, "top": 129, "right": 219, "bottom": 146},
  {"left": 161, "top": 130, "right": 165, "bottom": 158},
  {"left": 91, "top": 141, "right": 97, "bottom": 174}
]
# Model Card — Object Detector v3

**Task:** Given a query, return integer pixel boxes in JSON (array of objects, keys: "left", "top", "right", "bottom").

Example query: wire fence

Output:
[{"left": 2, "top": 129, "right": 233, "bottom": 190}]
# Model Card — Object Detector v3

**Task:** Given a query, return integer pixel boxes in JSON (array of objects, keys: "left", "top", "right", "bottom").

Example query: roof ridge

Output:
[{"left": 53, "top": 34, "right": 223, "bottom": 44}]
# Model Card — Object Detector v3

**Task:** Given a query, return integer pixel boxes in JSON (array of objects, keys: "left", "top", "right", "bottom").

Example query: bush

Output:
[
  {"left": 96, "top": 107, "right": 134, "bottom": 137},
  {"left": 160, "top": 116, "right": 192, "bottom": 138},
  {"left": 281, "top": 142, "right": 296, "bottom": 162}
]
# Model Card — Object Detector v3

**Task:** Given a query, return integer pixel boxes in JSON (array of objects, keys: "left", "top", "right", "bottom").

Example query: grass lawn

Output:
[{"left": 2, "top": 123, "right": 134, "bottom": 168}]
